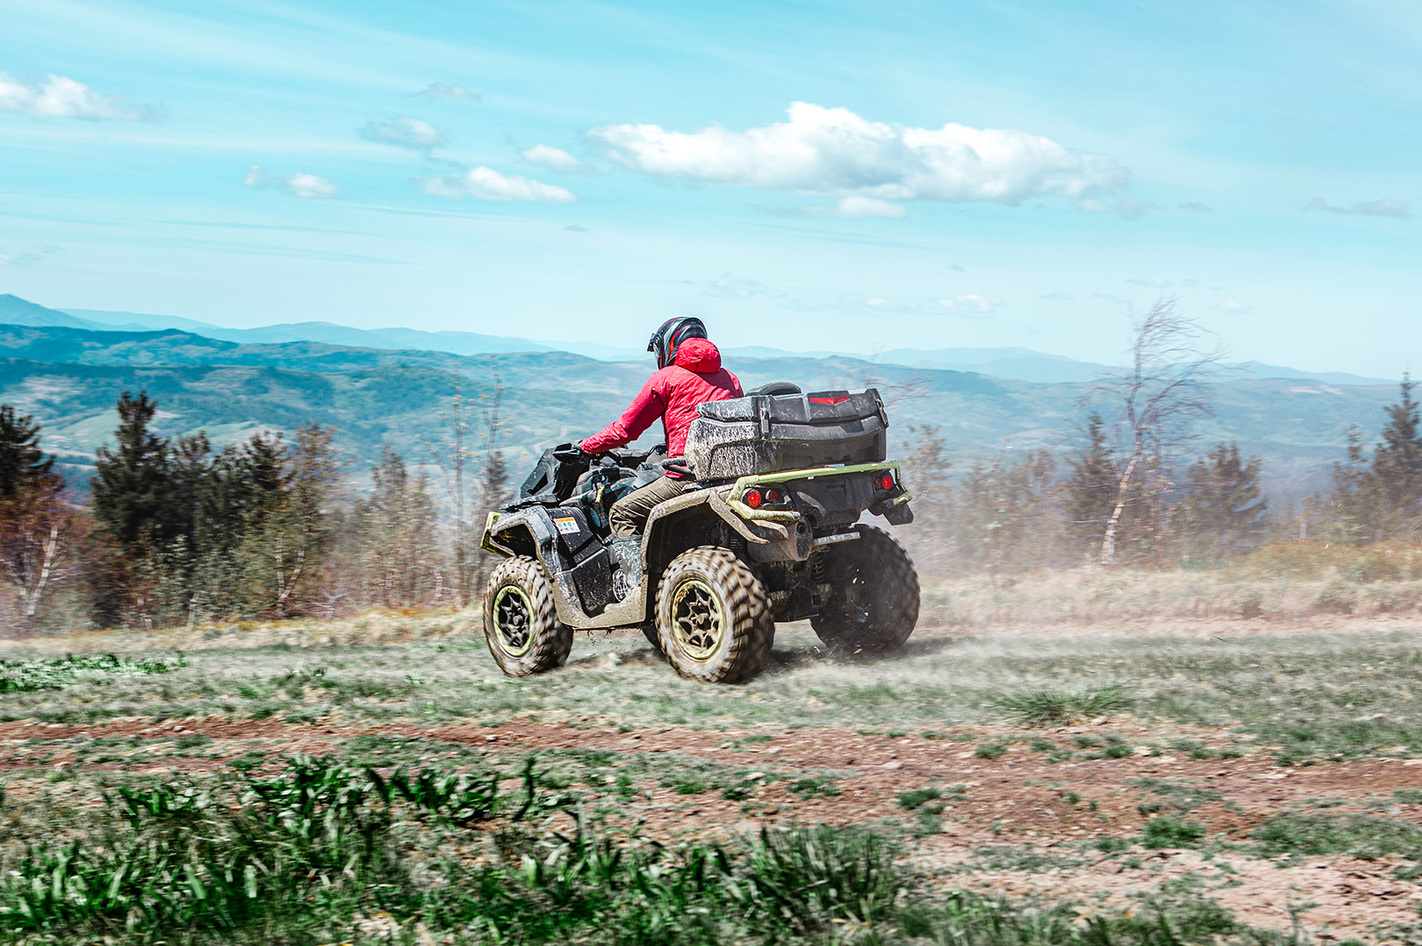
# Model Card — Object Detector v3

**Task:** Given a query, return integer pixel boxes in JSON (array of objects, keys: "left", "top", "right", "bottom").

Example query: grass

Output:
[
  {"left": 0, "top": 623, "right": 1419, "bottom": 766},
  {"left": 1143, "top": 816, "right": 1208, "bottom": 849},
  {"left": 0, "top": 758, "right": 1312, "bottom": 946},
  {"left": 0, "top": 605, "right": 1414, "bottom": 941},
  {"left": 997, "top": 684, "right": 1129, "bottom": 726},
  {"left": 1252, "top": 811, "right": 1422, "bottom": 865},
  {"left": 0, "top": 652, "right": 186, "bottom": 693}
]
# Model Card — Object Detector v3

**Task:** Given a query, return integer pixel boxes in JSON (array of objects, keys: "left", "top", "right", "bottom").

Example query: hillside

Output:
[{"left": 0, "top": 321, "right": 1398, "bottom": 499}]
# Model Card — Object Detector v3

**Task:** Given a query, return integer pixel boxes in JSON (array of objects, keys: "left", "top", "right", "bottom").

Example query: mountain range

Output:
[
  {"left": 0, "top": 295, "right": 1389, "bottom": 387},
  {"left": 0, "top": 293, "right": 1402, "bottom": 501}
]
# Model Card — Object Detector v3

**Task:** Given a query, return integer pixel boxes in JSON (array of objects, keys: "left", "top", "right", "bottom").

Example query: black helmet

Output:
[{"left": 647, "top": 316, "right": 707, "bottom": 369}]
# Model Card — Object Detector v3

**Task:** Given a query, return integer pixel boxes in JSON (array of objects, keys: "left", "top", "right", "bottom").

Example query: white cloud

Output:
[
  {"left": 283, "top": 172, "right": 339, "bottom": 199},
  {"left": 589, "top": 101, "right": 1131, "bottom": 210},
  {"left": 521, "top": 144, "right": 587, "bottom": 174},
  {"left": 1305, "top": 196, "right": 1411, "bottom": 219},
  {"left": 1126, "top": 276, "right": 1173, "bottom": 288},
  {"left": 806, "top": 196, "right": 908, "bottom": 219},
  {"left": 414, "top": 83, "right": 478, "bottom": 101},
  {"left": 1178, "top": 201, "right": 1213, "bottom": 213},
  {"left": 701, "top": 272, "right": 767, "bottom": 297},
  {"left": 419, "top": 167, "right": 575, "bottom": 203},
  {"left": 243, "top": 164, "right": 339, "bottom": 199},
  {"left": 1220, "top": 299, "right": 1251, "bottom": 314},
  {"left": 0, "top": 71, "right": 146, "bottom": 120},
  {"left": 359, "top": 115, "right": 444, "bottom": 151},
  {"left": 938, "top": 294, "right": 999, "bottom": 316},
  {"left": 0, "top": 243, "right": 60, "bottom": 266}
]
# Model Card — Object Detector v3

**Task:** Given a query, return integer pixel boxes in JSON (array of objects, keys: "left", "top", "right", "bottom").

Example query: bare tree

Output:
[
  {"left": 1091, "top": 299, "right": 1223, "bottom": 566},
  {"left": 423, "top": 363, "right": 511, "bottom": 604},
  {"left": 421, "top": 384, "right": 477, "bottom": 606}
]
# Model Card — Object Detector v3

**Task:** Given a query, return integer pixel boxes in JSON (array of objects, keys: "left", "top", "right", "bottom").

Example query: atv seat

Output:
[{"left": 751, "top": 382, "right": 802, "bottom": 396}]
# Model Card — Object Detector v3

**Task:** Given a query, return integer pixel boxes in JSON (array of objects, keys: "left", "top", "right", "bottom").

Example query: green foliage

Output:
[
  {"left": 1142, "top": 816, "right": 1207, "bottom": 849},
  {"left": 1253, "top": 812, "right": 1422, "bottom": 862},
  {"left": 997, "top": 684, "right": 1128, "bottom": 727},
  {"left": 0, "top": 405, "right": 54, "bottom": 501},
  {"left": 1066, "top": 410, "right": 1120, "bottom": 557},
  {"left": 974, "top": 741, "right": 1008, "bottom": 759},
  {"left": 730, "top": 825, "right": 903, "bottom": 935},
  {"left": 0, "top": 652, "right": 185, "bottom": 693},
  {"left": 898, "top": 787, "right": 943, "bottom": 810},
  {"left": 91, "top": 391, "right": 176, "bottom": 551},
  {"left": 340, "top": 446, "right": 443, "bottom": 609},
  {"left": 1176, "top": 442, "right": 1268, "bottom": 559}
]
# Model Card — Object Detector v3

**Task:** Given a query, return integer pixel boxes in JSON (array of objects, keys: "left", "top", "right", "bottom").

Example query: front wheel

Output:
[
  {"left": 656, "top": 547, "right": 773, "bottom": 683},
  {"left": 811, "top": 525, "right": 919, "bottom": 652},
  {"left": 482, "top": 557, "right": 573, "bottom": 676}
]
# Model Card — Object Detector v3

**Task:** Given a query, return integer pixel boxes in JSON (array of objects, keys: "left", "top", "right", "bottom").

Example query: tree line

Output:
[
  {"left": 0, "top": 388, "right": 510, "bottom": 635},
  {"left": 3, "top": 302, "right": 1420, "bottom": 631},
  {"left": 895, "top": 301, "right": 1421, "bottom": 579}
]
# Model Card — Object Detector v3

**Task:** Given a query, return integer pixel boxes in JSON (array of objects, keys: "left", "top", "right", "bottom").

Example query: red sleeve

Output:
[
  {"left": 580, "top": 372, "right": 668, "bottom": 453},
  {"left": 728, "top": 371, "right": 743, "bottom": 397}
]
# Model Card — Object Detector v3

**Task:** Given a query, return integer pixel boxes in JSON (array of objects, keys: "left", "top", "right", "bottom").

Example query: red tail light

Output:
[
  {"left": 744, "top": 488, "right": 764, "bottom": 508},
  {"left": 877, "top": 472, "right": 896, "bottom": 491},
  {"left": 764, "top": 488, "right": 782, "bottom": 503}
]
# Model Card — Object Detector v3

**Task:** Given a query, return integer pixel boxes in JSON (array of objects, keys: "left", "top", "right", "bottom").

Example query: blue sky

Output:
[{"left": 1, "top": 0, "right": 1418, "bottom": 375}]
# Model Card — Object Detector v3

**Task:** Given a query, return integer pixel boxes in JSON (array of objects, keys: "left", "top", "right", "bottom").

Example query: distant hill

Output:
[
  {"left": 64, "top": 307, "right": 646, "bottom": 361},
  {"left": 18, "top": 294, "right": 1386, "bottom": 384},
  {"left": 0, "top": 295, "right": 107, "bottom": 330},
  {"left": 0, "top": 321, "right": 1399, "bottom": 502}
]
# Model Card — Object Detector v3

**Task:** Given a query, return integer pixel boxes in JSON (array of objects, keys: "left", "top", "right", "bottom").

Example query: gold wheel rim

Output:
[
  {"left": 670, "top": 578, "right": 726, "bottom": 661},
  {"left": 492, "top": 585, "right": 535, "bottom": 656}
]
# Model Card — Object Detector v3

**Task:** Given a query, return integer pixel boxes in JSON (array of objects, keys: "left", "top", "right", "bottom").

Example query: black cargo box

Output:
[{"left": 683, "top": 388, "right": 887, "bottom": 481}]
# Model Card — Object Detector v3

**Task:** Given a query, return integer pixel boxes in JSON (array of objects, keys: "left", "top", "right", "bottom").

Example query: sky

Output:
[{"left": 0, "top": 0, "right": 1418, "bottom": 376}]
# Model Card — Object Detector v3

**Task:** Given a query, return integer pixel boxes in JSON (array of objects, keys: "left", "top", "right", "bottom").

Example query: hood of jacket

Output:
[{"left": 672, "top": 337, "right": 722, "bottom": 373}]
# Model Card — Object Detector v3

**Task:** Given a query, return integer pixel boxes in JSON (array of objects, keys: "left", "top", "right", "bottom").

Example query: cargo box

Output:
[{"left": 683, "top": 388, "right": 888, "bottom": 481}]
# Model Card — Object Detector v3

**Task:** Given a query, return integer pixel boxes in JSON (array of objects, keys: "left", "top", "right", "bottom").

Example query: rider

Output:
[{"left": 580, "top": 317, "right": 742, "bottom": 541}]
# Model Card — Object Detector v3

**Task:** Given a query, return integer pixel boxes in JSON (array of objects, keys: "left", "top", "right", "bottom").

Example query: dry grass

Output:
[
  {"left": 0, "top": 607, "right": 479, "bottom": 656},
  {"left": 921, "top": 541, "right": 1422, "bottom": 629}
]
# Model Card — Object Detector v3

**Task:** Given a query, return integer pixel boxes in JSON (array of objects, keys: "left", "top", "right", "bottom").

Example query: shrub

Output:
[
  {"left": 898, "top": 787, "right": 942, "bottom": 810},
  {"left": 1143, "top": 816, "right": 1206, "bottom": 849},
  {"left": 997, "top": 685, "right": 1128, "bottom": 727}
]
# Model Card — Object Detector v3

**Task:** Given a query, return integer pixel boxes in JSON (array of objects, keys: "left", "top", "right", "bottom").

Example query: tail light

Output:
[
  {"left": 744, "top": 488, "right": 764, "bottom": 508},
  {"left": 877, "top": 471, "right": 896, "bottom": 491},
  {"left": 764, "top": 487, "right": 782, "bottom": 503}
]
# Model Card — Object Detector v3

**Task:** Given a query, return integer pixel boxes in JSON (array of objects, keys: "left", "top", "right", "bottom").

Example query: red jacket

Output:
[{"left": 580, "top": 338, "right": 742, "bottom": 462}]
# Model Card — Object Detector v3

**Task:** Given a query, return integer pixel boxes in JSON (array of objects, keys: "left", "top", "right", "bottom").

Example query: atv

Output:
[{"left": 478, "top": 384, "right": 919, "bottom": 683}]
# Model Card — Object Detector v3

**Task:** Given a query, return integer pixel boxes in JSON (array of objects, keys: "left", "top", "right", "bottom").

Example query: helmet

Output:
[{"left": 647, "top": 316, "right": 707, "bottom": 369}]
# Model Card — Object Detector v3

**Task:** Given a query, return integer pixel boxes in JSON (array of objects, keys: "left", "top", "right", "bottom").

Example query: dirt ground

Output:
[{"left": 3, "top": 703, "right": 1420, "bottom": 942}]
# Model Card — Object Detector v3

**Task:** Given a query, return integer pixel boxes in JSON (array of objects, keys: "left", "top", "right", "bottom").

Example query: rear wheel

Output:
[
  {"left": 656, "top": 547, "right": 773, "bottom": 683},
  {"left": 811, "top": 525, "right": 919, "bottom": 652},
  {"left": 482, "top": 556, "right": 573, "bottom": 676}
]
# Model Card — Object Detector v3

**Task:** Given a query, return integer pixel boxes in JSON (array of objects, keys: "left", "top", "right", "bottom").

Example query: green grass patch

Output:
[
  {"left": 997, "top": 684, "right": 1128, "bottom": 727},
  {"left": 898, "top": 787, "right": 942, "bottom": 810},
  {"left": 1252, "top": 812, "right": 1422, "bottom": 863},
  {"left": 974, "top": 742, "right": 1008, "bottom": 759},
  {"left": 1143, "top": 816, "right": 1207, "bottom": 849},
  {"left": 0, "top": 652, "right": 186, "bottom": 693}
]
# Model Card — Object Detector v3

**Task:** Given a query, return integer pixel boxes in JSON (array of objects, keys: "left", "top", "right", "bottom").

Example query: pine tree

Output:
[
  {"left": 90, "top": 392, "right": 175, "bottom": 551},
  {"left": 1065, "top": 412, "right": 1119, "bottom": 558},
  {"left": 1177, "top": 442, "right": 1268, "bottom": 559},
  {"left": 1372, "top": 376, "right": 1422, "bottom": 535},
  {"left": 0, "top": 406, "right": 56, "bottom": 501},
  {"left": 359, "top": 446, "right": 440, "bottom": 608}
]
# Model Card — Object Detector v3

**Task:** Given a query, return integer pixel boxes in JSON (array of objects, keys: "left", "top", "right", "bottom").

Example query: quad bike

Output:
[{"left": 478, "top": 384, "right": 919, "bottom": 683}]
